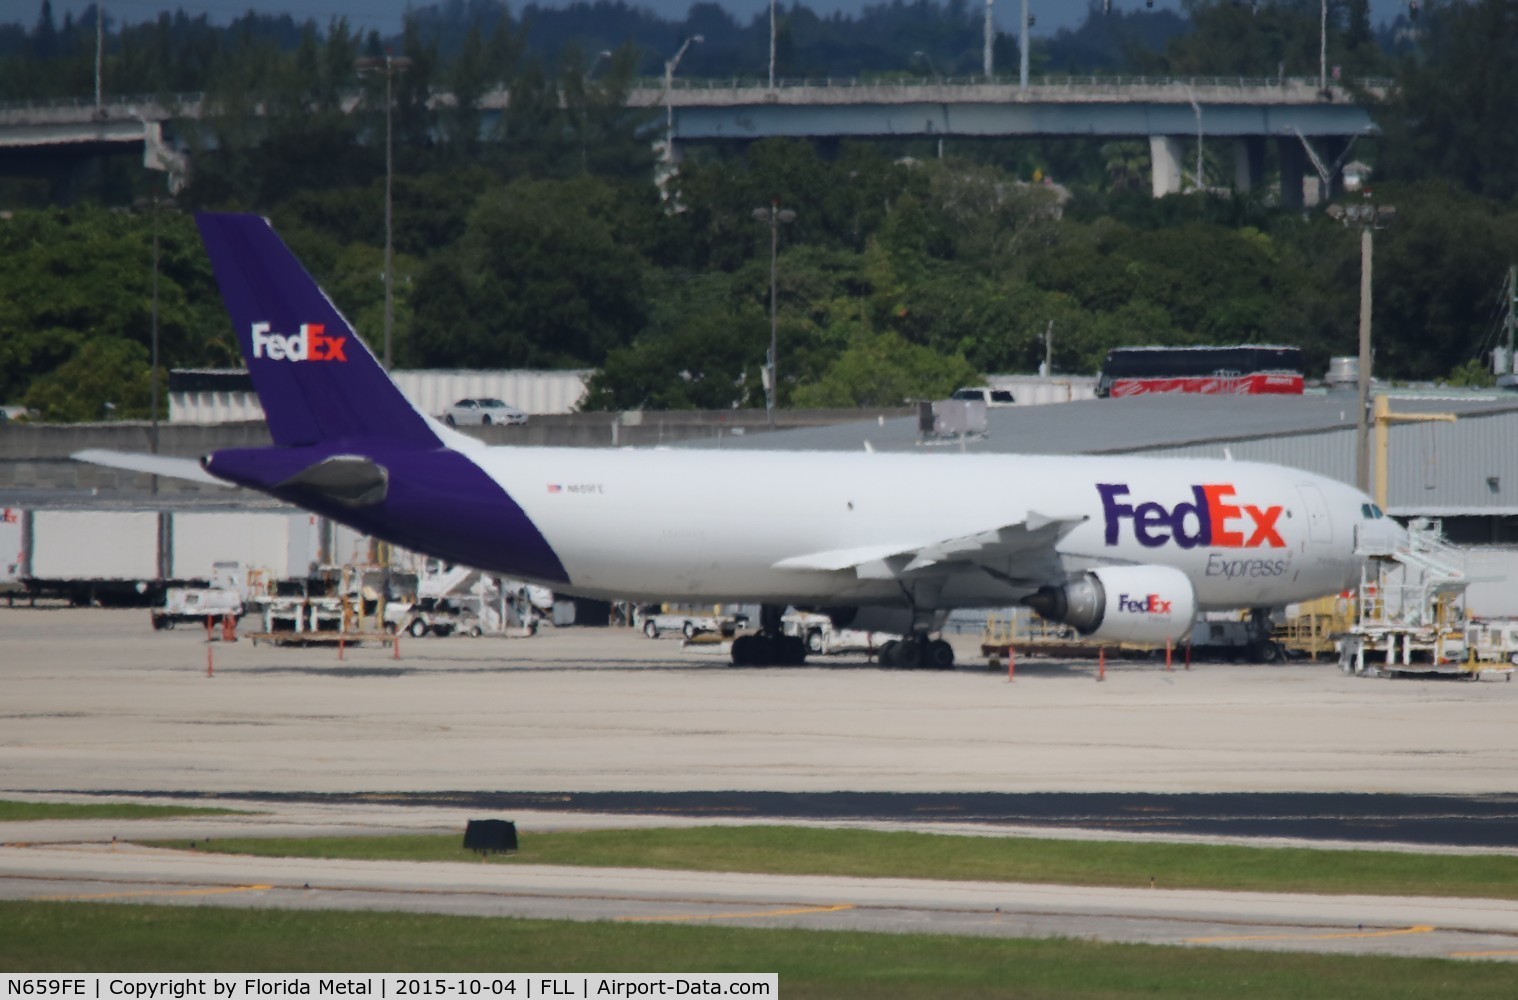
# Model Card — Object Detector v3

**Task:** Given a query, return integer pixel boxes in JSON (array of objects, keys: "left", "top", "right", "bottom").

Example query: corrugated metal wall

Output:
[
  {"left": 171, "top": 370, "right": 591, "bottom": 423},
  {"left": 1130, "top": 408, "right": 1518, "bottom": 516},
  {"left": 392, "top": 370, "right": 590, "bottom": 417}
]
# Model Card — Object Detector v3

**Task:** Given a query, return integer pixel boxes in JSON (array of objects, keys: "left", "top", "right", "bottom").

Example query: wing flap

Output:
[{"left": 773, "top": 511, "right": 1088, "bottom": 581}]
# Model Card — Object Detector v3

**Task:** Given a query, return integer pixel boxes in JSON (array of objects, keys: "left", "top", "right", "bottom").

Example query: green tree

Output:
[
  {"left": 23, "top": 337, "right": 154, "bottom": 421},
  {"left": 1376, "top": 0, "right": 1518, "bottom": 202},
  {"left": 791, "top": 329, "right": 979, "bottom": 408},
  {"left": 409, "top": 177, "right": 648, "bottom": 368}
]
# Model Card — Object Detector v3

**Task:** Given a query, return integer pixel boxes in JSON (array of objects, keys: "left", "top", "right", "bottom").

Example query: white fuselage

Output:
[{"left": 469, "top": 445, "right": 1367, "bottom": 610}]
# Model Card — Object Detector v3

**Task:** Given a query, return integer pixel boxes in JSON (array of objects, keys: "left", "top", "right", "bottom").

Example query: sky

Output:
[{"left": 3, "top": 0, "right": 1414, "bottom": 38}]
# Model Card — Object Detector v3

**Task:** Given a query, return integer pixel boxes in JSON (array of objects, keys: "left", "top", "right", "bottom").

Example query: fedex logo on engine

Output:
[
  {"left": 1118, "top": 592, "right": 1173, "bottom": 615},
  {"left": 1098, "top": 483, "right": 1285, "bottom": 550},
  {"left": 251, "top": 322, "right": 347, "bottom": 362}
]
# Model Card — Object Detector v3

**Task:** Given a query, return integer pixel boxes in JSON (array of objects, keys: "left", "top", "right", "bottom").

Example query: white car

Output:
[{"left": 442, "top": 398, "right": 528, "bottom": 427}]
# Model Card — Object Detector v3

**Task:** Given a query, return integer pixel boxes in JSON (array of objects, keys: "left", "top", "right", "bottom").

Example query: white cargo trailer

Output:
[
  {"left": 20, "top": 510, "right": 162, "bottom": 604},
  {"left": 170, "top": 511, "right": 321, "bottom": 581}
]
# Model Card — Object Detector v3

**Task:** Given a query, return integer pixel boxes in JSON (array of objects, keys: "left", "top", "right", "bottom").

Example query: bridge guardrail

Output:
[
  {"left": 0, "top": 75, "right": 1392, "bottom": 117},
  {"left": 659, "top": 74, "right": 1392, "bottom": 92}
]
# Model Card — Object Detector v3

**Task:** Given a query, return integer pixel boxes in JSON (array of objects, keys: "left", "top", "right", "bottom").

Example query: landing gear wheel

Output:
[
  {"left": 878, "top": 640, "right": 900, "bottom": 667},
  {"left": 779, "top": 635, "right": 807, "bottom": 666},
  {"left": 927, "top": 639, "right": 955, "bottom": 670},
  {"left": 749, "top": 634, "right": 776, "bottom": 664},
  {"left": 895, "top": 640, "right": 922, "bottom": 669},
  {"left": 643, "top": 619, "right": 659, "bottom": 639}
]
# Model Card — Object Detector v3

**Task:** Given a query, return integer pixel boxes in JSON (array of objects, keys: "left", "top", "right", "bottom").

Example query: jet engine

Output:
[{"left": 1022, "top": 565, "right": 1196, "bottom": 644}]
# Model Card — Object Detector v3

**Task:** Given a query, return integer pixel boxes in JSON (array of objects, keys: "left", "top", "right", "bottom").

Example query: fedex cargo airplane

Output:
[{"left": 81, "top": 213, "right": 1387, "bottom": 668}]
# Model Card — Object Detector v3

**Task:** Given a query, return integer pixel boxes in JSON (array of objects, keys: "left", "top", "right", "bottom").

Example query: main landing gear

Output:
[
  {"left": 729, "top": 604, "right": 808, "bottom": 667},
  {"left": 877, "top": 634, "right": 956, "bottom": 670},
  {"left": 730, "top": 631, "right": 808, "bottom": 666}
]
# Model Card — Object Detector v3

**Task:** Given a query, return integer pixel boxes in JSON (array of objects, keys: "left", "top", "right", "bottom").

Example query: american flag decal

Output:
[{"left": 547, "top": 484, "right": 562, "bottom": 493}]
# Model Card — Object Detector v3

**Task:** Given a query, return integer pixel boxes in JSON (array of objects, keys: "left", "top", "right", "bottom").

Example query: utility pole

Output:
[
  {"left": 752, "top": 200, "right": 796, "bottom": 429},
  {"left": 355, "top": 52, "right": 413, "bottom": 371},
  {"left": 1507, "top": 264, "right": 1517, "bottom": 378},
  {"left": 1356, "top": 223, "right": 1373, "bottom": 492},
  {"left": 95, "top": 4, "right": 103, "bottom": 114},
  {"left": 1019, "top": 0, "right": 1029, "bottom": 89},
  {"left": 1320, "top": 0, "right": 1328, "bottom": 94},
  {"left": 1328, "top": 198, "right": 1396, "bottom": 494},
  {"left": 984, "top": 0, "right": 994, "bottom": 79},
  {"left": 769, "top": 0, "right": 776, "bottom": 89}
]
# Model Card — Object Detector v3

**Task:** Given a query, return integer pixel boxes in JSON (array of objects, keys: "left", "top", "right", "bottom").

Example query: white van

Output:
[{"left": 950, "top": 386, "right": 1016, "bottom": 407}]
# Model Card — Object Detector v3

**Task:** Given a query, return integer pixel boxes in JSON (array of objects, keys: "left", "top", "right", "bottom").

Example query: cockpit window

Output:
[{"left": 1360, "top": 503, "right": 1385, "bottom": 519}]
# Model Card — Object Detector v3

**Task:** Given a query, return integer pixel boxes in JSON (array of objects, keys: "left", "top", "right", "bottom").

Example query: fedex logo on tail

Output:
[
  {"left": 251, "top": 322, "right": 347, "bottom": 362},
  {"left": 1098, "top": 483, "right": 1285, "bottom": 550}
]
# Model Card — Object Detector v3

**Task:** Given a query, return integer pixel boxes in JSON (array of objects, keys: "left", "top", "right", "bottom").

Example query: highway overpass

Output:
[{"left": 0, "top": 75, "right": 1382, "bottom": 204}]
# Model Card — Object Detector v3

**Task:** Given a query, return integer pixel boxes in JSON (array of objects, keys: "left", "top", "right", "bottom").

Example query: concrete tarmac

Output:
[
  {"left": 5, "top": 608, "right": 1518, "bottom": 963},
  {"left": 5, "top": 609, "right": 1518, "bottom": 797}
]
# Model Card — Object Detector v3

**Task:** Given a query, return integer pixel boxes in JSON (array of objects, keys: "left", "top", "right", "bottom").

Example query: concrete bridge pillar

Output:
[
  {"left": 1149, "top": 135, "right": 1184, "bottom": 198},
  {"left": 1276, "top": 136, "right": 1306, "bottom": 210},
  {"left": 1233, "top": 137, "right": 1265, "bottom": 193}
]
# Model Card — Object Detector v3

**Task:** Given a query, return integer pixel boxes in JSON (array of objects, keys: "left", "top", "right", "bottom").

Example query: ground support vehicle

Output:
[
  {"left": 638, "top": 605, "right": 748, "bottom": 640},
  {"left": 782, "top": 611, "right": 901, "bottom": 657},
  {"left": 384, "top": 596, "right": 476, "bottom": 638},
  {"left": 151, "top": 587, "right": 243, "bottom": 630}
]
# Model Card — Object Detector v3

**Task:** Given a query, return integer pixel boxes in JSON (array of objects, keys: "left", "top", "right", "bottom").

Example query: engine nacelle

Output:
[{"left": 1023, "top": 565, "right": 1196, "bottom": 644}]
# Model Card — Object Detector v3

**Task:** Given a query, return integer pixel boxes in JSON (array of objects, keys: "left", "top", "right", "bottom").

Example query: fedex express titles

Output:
[{"left": 1098, "top": 482, "right": 1290, "bottom": 580}]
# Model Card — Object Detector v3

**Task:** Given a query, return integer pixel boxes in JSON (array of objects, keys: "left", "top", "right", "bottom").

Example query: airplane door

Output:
[{"left": 1296, "top": 484, "right": 1332, "bottom": 544}]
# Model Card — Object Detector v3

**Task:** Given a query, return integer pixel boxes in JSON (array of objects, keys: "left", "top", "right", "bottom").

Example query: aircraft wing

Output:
[
  {"left": 72, "top": 449, "right": 234, "bottom": 487},
  {"left": 773, "top": 511, "right": 1087, "bottom": 584}
]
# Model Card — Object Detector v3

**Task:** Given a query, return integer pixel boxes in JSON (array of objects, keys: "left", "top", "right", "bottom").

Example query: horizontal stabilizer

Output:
[{"left": 71, "top": 449, "right": 232, "bottom": 487}]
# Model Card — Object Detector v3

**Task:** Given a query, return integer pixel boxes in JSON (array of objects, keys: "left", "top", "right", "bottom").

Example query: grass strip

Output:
[
  {"left": 2, "top": 901, "right": 1515, "bottom": 998},
  {"left": 152, "top": 825, "right": 1518, "bottom": 900},
  {"left": 0, "top": 800, "right": 242, "bottom": 822}
]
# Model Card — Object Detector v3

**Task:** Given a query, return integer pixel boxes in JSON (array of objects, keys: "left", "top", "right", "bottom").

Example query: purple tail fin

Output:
[{"left": 196, "top": 213, "right": 438, "bottom": 449}]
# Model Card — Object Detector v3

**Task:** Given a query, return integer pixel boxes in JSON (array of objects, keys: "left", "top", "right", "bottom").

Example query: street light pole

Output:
[
  {"left": 664, "top": 36, "right": 704, "bottom": 159},
  {"left": 356, "top": 51, "right": 413, "bottom": 371},
  {"left": 752, "top": 200, "right": 796, "bottom": 429}
]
